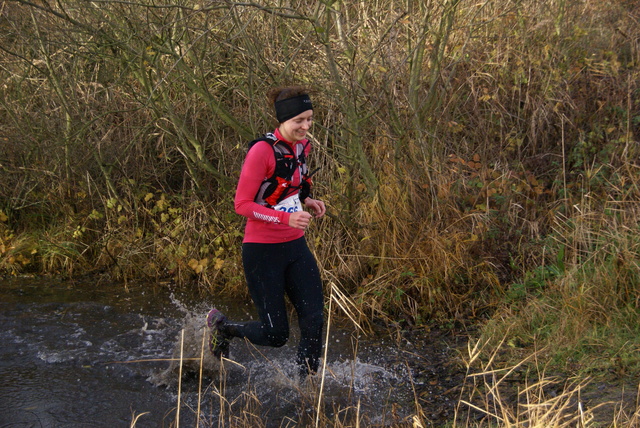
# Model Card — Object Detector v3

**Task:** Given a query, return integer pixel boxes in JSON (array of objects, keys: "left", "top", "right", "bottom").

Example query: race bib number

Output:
[{"left": 273, "top": 194, "right": 303, "bottom": 213}]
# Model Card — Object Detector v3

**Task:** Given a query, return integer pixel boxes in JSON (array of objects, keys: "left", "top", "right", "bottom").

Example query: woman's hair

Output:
[{"left": 267, "top": 86, "right": 310, "bottom": 105}]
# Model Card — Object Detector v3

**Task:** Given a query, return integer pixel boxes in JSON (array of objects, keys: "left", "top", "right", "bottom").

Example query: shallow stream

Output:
[{"left": 0, "top": 277, "right": 465, "bottom": 427}]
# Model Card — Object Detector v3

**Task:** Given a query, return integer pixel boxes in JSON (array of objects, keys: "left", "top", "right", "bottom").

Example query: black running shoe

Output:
[{"left": 207, "top": 308, "right": 230, "bottom": 359}]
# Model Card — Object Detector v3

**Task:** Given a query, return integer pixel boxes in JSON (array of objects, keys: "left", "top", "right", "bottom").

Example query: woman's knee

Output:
[{"left": 259, "top": 310, "right": 289, "bottom": 347}]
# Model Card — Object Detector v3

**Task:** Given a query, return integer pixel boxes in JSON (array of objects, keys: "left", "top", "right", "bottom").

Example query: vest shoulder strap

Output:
[{"left": 248, "top": 133, "right": 301, "bottom": 181}]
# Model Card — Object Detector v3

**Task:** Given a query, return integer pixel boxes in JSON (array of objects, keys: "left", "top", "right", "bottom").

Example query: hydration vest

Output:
[{"left": 249, "top": 133, "right": 314, "bottom": 208}]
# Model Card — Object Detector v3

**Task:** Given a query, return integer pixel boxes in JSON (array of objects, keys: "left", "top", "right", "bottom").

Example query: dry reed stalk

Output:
[
  {"left": 316, "top": 280, "right": 333, "bottom": 428},
  {"left": 196, "top": 328, "right": 206, "bottom": 428},
  {"left": 129, "top": 411, "right": 149, "bottom": 428},
  {"left": 176, "top": 328, "right": 184, "bottom": 428}
]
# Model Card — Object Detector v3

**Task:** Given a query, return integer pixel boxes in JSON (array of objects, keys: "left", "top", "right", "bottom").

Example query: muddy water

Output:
[{"left": 0, "top": 277, "right": 465, "bottom": 427}]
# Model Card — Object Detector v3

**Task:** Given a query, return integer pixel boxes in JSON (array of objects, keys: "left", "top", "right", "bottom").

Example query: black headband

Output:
[{"left": 274, "top": 94, "right": 313, "bottom": 123}]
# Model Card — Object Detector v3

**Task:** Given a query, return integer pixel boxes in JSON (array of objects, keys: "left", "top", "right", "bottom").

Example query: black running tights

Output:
[{"left": 226, "top": 237, "right": 324, "bottom": 374}]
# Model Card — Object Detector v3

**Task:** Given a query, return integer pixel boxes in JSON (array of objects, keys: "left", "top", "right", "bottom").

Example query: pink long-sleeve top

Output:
[{"left": 234, "top": 128, "right": 310, "bottom": 244}]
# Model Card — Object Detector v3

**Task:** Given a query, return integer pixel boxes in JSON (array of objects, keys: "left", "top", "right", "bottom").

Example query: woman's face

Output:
[{"left": 279, "top": 110, "right": 313, "bottom": 142}]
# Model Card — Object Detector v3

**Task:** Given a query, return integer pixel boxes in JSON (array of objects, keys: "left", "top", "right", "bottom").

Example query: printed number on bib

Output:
[{"left": 273, "top": 194, "right": 302, "bottom": 213}]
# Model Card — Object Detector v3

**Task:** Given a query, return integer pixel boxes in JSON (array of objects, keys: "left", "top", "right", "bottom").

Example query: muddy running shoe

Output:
[{"left": 207, "top": 308, "right": 230, "bottom": 359}]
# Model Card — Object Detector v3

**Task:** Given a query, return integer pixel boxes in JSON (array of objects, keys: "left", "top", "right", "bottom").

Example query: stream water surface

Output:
[{"left": 0, "top": 277, "right": 465, "bottom": 427}]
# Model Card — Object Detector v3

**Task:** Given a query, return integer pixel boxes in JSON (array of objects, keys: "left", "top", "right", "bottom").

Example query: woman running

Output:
[{"left": 207, "top": 86, "right": 326, "bottom": 378}]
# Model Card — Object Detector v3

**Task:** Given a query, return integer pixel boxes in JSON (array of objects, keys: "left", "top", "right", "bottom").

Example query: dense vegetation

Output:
[{"left": 1, "top": 0, "right": 639, "bottom": 424}]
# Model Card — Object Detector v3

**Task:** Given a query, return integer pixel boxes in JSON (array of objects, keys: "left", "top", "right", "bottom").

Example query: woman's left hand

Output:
[{"left": 303, "top": 198, "right": 326, "bottom": 218}]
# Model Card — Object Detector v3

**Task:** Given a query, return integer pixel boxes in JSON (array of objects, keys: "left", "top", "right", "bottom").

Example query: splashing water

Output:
[
  {"left": 147, "top": 298, "right": 222, "bottom": 387},
  {"left": 146, "top": 298, "right": 418, "bottom": 426}
]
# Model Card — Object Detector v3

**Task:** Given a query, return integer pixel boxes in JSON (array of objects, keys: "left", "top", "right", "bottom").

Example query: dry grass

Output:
[{"left": 453, "top": 336, "right": 640, "bottom": 428}]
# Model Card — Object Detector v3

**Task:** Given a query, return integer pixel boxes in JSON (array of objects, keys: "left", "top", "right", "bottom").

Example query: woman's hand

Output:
[
  {"left": 288, "top": 211, "right": 313, "bottom": 230},
  {"left": 288, "top": 199, "right": 326, "bottom": 230},
  {"left": 303, "top": 198, "right": 326, "bottom": 218}
]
